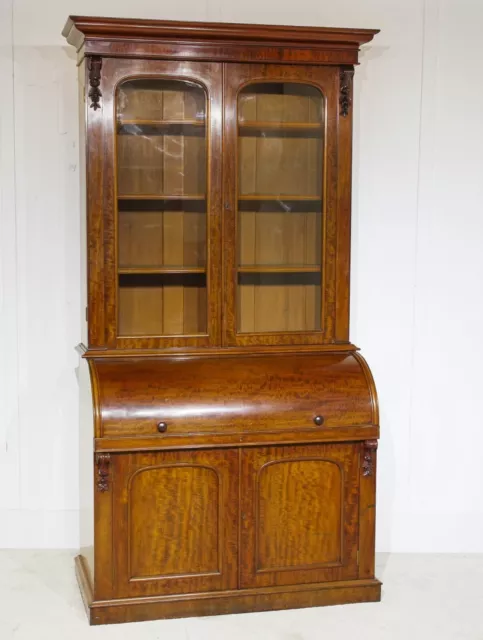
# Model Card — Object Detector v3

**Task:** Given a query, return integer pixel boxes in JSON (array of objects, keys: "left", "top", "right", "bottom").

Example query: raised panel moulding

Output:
[
  {"left": 128, "top": 464, "right": 221, "bottom": 579},
  {"left": 256, "top": 458, "right": 343, "bottom": 571}
]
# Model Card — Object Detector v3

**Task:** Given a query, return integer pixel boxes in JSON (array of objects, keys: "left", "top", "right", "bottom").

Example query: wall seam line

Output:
[
  {"left": 407, "top": 0, "right": 430, "bottom": 492},
  {"left": 11, "top": 0, "right": 22, "bottom": 510}
]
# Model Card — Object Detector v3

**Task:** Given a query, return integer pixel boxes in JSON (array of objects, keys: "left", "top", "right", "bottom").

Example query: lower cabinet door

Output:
[
  {"left": 240, "top": 443, "right": 360, "bottom": 588},
  {"left": 111, "top": 449, "right": 238, "bottom": 598}
]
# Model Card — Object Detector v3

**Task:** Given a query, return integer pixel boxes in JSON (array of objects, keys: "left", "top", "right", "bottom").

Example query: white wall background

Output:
[{"left": 1, "top": 0, "right": 482, "bottom": 551}]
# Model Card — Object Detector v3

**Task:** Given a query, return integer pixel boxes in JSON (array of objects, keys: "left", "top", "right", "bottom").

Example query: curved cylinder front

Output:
[{"left": 89, "top": 352, "right": 378, "bottom": 439}]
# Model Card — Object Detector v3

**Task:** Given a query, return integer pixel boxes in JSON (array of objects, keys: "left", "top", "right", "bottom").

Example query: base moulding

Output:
[{"left": 75, "top": 555, "right": 382, "bottom": 625}]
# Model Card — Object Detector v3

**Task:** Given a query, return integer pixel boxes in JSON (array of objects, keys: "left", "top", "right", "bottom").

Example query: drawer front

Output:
[{"left": 92, "top": 352, "right": 376, "bottom": 438}]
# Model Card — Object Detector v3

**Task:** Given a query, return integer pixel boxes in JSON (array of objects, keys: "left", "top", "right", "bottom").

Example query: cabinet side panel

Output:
[
  {"left": 335, "top": 66, "right": 353, "bottom": 341},
  {"left": 79, "top": 59, "right": 88, "bottom": 345},
  {"left": 359, "top": 443, "right": 377, "bottom": 578},
  {"left": 86, "top": 55, "right": 106, "bottom": 347},
  {"left": 78, "top": 353, "right": 94, "bottom": 582},
  {"left": 77, "top": 58, "right": 94, "bottom": 581}
]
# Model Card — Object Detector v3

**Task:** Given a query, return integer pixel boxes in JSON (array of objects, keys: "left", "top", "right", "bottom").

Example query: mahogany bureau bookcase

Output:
[{"left": 63, "top": 15, "right": 381, "bottom": 625}]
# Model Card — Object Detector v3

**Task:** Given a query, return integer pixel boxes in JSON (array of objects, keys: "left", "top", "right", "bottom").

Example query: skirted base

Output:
[{"left": 75, "top": 555, "right": 382, "bottom": 626}]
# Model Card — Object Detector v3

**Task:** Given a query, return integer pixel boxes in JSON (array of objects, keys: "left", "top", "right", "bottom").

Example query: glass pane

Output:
[
  {"left": 236, "top": 83, "right": 324, "bottom": 334},
  {"left": 116, "top": 79, "right": 207, "bottom": 337}
]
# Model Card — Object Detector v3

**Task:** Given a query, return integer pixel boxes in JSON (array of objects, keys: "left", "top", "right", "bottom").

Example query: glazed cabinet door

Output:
[
  {"left": 223, "top": 63, "right": 349, "bottom": 346},
  {"left": 87, "top": 58, "right": 222, "bottom": 349},
  {"left": 240, "top": 443, "right": 360, "bottom": 588},
  {"left": 110, "top": 449, "right": 238, "bottom": 598}
]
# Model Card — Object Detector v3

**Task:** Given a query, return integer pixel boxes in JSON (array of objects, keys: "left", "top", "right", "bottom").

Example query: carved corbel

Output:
[
  {"left": 340, "top": 66, "right": 354, "bottom": 117},
  {"left": 88, "top": 57, "right": 102, "bottom": 110},
  {"left": 362, "top": 440, "right": 378, "bottom": 477},
  {"left": 95, "top": 453, "right": 110, "bottom": 492}
]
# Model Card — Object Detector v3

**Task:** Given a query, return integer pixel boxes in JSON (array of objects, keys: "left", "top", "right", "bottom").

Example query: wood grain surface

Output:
[
  {"left": 64, "top": 15, "right": 380, "bottom": 625},
  {"left": 91, "top": 352, "right": 376, "bottom": 438}
]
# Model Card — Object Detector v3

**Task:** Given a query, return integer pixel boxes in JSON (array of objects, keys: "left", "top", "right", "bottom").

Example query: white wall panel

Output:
[
  {"left": 0, "top": 0, "right": 20, "bottom": 511},
  {"left": 1, "top": 0, "right": 482, "bottom": 551}
]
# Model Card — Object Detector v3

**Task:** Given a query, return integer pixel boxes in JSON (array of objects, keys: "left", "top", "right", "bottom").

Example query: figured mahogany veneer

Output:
[
  {"left": 92, "top": 352, "right": 376, "bottom": 438},
  {"left": 65, "top": 15, "right": 381, "bottom": 626},
  {"left": 63, "top": 16, "right": 379, "bottom": 65}
]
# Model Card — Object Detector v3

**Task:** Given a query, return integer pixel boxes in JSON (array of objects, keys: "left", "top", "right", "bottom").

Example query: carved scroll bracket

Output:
[
  {"left": 340, "top": 66, "right": 355, "bottom": 117},
  {"left": 88, "top": 56, "right": 102, "bottom": 111},
  {"left": 362, "top": 440, "right": 378, "bottom": 477},
  {"left": 96, "top": 453, "right": 111, "bottom": 492}
]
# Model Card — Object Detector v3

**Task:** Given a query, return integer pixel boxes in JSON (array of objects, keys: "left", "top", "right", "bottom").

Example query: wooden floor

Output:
[{"left": 1, "top": 551, "right": 482, "bottom": 638}]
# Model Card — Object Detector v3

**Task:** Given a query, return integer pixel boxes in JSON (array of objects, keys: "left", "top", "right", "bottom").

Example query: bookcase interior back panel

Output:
[
  {"left": 116, "top": 79, "right": 208, "bottom": 337},
  {"left": 236, "top": 83, "right": 324, "bottom": 334},
  {"left": 118, "top": 274, "right": 207, "bottom": 336}
]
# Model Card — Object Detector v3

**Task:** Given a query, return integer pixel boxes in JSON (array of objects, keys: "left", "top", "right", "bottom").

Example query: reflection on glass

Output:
[
  {"left": 116, "top": 79, "right": 207, "bottom": 337},
  {"left": 236, "top": 83, "right": 324, "bottom": 334}
]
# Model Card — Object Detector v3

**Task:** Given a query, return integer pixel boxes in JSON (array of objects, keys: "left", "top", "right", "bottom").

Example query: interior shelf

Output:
[
  {"left": 238, "top": 195, "right": 321, "bottom": 202},
  {"left": 238, "top": 265, "right": 321, "bottom": 273},
  {"left": 119, "top": 118, "right": 205, "bottom": 125},
  {"left": 118, "top": 194, "right": 206, "bottom": 201},
  {"left": 238, "top": 121, "right": 323, "bottom": 133},
  {"left": 118, "top": 267, "right": 206, "bottom": 275},
  {"left": 118, "top": 118, "right": 205, "bottom": 127},
  {"left": 118, "top": 119, "right": 206, "bottom": 136}
]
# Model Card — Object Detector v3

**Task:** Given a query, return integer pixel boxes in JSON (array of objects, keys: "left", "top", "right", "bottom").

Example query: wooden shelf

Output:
[
  {"left": 238, "top": 195, "right": 321, "bottom": 202},
  {"left": 238, "top": 265, "right": 321, "bottom": 273},
  {"left": 118, "top": 119, "right": 205, "bottom": 127},
  {"left": 239, "top": 121, "right": 322, "bottom": 130},
  {"left": 118, "top": 195, "right": 206, "bottom": 201},
  {"left": 118, "top": 267, "right": 206, "bottom": 275}
]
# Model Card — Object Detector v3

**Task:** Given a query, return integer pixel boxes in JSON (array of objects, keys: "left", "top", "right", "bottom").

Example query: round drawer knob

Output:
[
  {"left": 313, "top": 415, "right": 324, "bottom": 426},
  {"left": 157, "top": 422, "right": 168, "bottom": 433}
]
